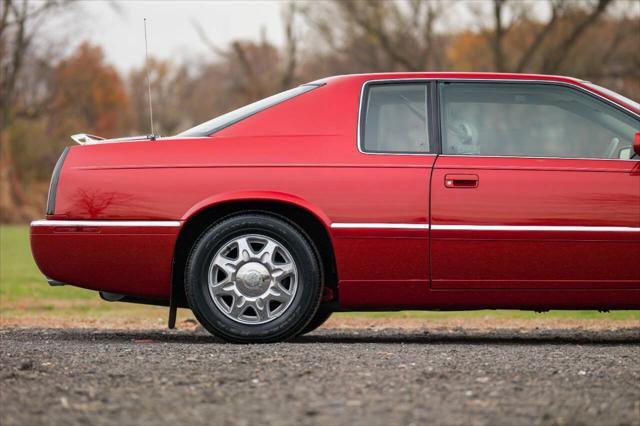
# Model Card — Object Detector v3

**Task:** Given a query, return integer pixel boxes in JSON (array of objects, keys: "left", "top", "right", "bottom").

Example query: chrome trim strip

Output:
[
  {"left": 440, "top": 154, "right": 639, "bottom": 162},
  {"left": 31, "top": 220, "right": 181, "bottom": 227},
  {"left": 356, "top": 77, "right": 639, "bottom": 159},
  {"left": 331, "top": 223, "right": 429, "bottom": 230},
  {"left": 330, "top": 223, "right": 640, "bottom": 232},
  {"left": 432, "top": 225, "right": 640, "bottom": 232}
]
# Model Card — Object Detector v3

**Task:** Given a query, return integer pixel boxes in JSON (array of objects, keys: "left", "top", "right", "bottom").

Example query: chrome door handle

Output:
[{"left": 444, "top": 174, "right": 479, "bottom": 188}]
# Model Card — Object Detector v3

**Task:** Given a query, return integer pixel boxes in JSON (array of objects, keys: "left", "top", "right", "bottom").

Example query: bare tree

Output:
[
  {"left": 0, "top": 0, "right": 68, "bottom": 222},
  {"left": 301, "top": 1, "right": 446, "bottom": 72},
  {"left": 193, "top": 0, "right": 302, "bottom": 96},
  {"left": 0, "top": 1, "right": 69, "bottom": 129},
  {"left": 476, "top": 0, "right": 617, "bottom": 74},
  {"left": 515, "top": 0, "right": 562, "bottom": 72},
  {"left": 338, "top": 1, "right": 419, "bottom": 70},
  {"left": 541, "top": 0, "right": 614, "bottom": 73},
  {"left": 280, "top": 1, "right": 299, "bottom": 89},
  {"left": 491, "top": 0, "right": 508, "bottom": 71}
]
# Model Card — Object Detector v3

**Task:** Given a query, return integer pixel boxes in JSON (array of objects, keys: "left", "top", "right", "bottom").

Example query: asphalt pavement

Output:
[{"left": 1, "top": 327, "right": 639, "bottom": 426}]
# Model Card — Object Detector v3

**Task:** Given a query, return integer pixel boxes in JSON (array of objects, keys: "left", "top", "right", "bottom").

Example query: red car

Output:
[{"left": 31, "top": 72, "right": 640, "bottom": 342}]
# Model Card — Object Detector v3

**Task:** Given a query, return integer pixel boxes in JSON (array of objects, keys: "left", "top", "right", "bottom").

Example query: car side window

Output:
[
  {"left": 440, "top": 82, "right": 639, "bottom": 159},
  {"left": 361, "top": 84, "right": 431, "bottom": 154}
]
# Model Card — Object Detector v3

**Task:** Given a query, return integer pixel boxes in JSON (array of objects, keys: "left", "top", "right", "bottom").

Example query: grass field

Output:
[{"left": 1, "top": 225, "right": 638, "bottom": 326}]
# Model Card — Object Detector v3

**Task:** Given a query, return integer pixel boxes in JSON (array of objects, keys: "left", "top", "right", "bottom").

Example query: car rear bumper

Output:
[{"left": 30, "top": 220, "right": 182, "bottom": 298}]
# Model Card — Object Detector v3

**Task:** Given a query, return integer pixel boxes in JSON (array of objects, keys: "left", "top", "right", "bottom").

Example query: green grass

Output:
[{"left": 1, "top": 225, "right": 638, "bottom": 321}]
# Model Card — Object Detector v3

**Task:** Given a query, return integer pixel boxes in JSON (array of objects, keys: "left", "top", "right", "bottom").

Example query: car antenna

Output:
[{"left": 144, "top": 18, "right": 156, "bottom": 141}]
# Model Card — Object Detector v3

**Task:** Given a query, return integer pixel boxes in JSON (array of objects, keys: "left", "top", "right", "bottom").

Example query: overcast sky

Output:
[{"left": 76, "top": 1, "right": 285, "bottom": 72}]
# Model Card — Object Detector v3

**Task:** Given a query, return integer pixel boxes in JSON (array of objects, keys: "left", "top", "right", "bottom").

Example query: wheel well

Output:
[{"left": 171, "top": 200, "right": 338, "bottom": 308}]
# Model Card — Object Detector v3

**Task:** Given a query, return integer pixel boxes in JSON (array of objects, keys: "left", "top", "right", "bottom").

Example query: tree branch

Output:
[
  {"left": 515, "top": 1, "right": 561, "bottom": 72},
  {"left": 280, "top": 1, "right": 298, "bottom": 89},
  {"left": 340, "top": 2, "right": 419, "bottom": 71},
  {"left": 492, "top": 0, "right": 508, "bottom": 72},
  {"left": 191, "top": 18, "right": 226, "bottom": 57},
  {"left": 542, "top": 0, "right": 613, "bottom": 73}
]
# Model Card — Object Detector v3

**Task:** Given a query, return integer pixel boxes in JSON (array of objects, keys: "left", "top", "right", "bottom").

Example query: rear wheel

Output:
[{"left": 185, "top": 213, "right": 322, "bottom": 343}]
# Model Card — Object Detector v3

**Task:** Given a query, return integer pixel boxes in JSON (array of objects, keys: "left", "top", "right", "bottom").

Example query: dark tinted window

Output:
[
  {"left": 361, "top": 84, "right": 431, "bottom": 153},
  {"left": 440, "top": 83, "right": 639, "bottom": 159}
]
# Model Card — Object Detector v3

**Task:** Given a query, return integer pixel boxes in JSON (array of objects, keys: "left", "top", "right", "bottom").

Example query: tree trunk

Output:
[
  {"left": 492, "top": 0, "right": 506, "bottom": 72},
  {"left": 0, "top": 130, "right": 29, "bottom": 223}
]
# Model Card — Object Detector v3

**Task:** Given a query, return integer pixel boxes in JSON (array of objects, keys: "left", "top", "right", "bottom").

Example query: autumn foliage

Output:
[{"left": 48, "top": 42, "right": 131, "bottom": 140}]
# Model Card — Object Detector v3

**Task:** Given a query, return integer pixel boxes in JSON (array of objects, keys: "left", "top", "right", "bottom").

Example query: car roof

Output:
[
  {"left": 314, "top": 72, "right": 585, "bottom": 85},
  {"left": 311, "top": 72, "right": 639, "bottom": 114}
]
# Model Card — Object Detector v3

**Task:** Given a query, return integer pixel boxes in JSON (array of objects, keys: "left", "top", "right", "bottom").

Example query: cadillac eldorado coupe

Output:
[{"left": 31, "top": 72, "right": 640, "bottom": 342}]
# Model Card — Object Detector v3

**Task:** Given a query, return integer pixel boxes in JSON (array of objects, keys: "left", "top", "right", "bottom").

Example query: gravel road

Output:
[{"left": 1, "top": 326, "right": 639, "bottom": 426}]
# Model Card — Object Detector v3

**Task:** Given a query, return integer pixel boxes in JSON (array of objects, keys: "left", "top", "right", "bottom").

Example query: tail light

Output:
[{"left": 46, "top": 147, "right": 70, "bottom": 215}]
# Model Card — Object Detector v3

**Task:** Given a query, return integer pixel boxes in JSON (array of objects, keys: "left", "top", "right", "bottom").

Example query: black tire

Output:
[
  {"left": 298, "top": 305, "right": 333, "bottom": 335},
  {"left": 185, "top": 213, "right": 323, "bottom": 343}
]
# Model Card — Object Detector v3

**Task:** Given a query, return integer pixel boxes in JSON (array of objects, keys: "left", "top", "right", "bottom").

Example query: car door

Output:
[{"left": 430, "top": 81, "right": 640, "bottom": 290}]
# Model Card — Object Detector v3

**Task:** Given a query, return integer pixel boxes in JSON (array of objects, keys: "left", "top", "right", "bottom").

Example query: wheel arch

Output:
[{"left": 172, "top": 192, "right": 338, "bottom": 308}]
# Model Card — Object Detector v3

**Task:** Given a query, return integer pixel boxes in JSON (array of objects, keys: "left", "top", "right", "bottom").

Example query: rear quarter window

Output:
[{"left": 360, "top": 83, "right": 432, "bottom": 154}]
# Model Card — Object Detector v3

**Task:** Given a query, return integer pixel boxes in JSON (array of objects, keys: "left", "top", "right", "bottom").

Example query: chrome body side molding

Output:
[{"left": 31, "top": 220, "right": 181, "bottom": 227}]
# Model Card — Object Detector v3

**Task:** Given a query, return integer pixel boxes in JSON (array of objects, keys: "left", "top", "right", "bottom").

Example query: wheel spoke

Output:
[
  {"left": 272, "top": 262, "right": 295, "bottom": 279},
  {"left": 257, "top": 240, "right": 278, "bottom": 263},
  {"left": 210, "top": 256, "right": 238, "bottom": 275},
  {"left": 236, "top": 237, "right": 253, "bottom": 262},
  {"left": 228, "top": 296, "right": 246, "bottom": 317},
  {"left": 253, "top": 299, "right": 269, "bottom": 322},
  {"left": 210, "top": 281, "right": 235, "bottom": 295},
  {"left": 268, "top": 288, "right": 292, "bottom": 303}
]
